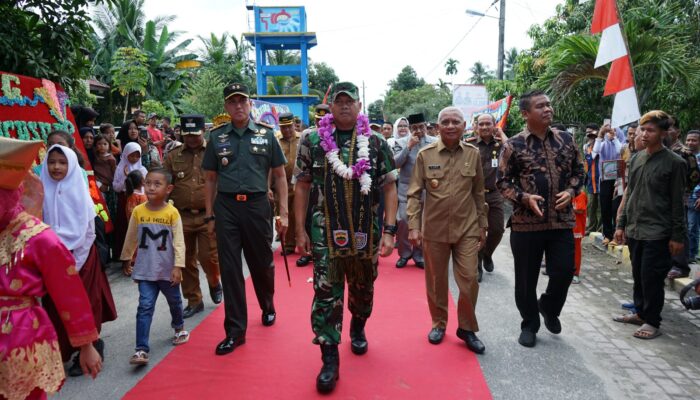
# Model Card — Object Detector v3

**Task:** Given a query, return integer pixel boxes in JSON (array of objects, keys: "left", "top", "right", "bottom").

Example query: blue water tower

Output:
[{"left": 244, "top": 6, "right": 319, "bottom": 125}]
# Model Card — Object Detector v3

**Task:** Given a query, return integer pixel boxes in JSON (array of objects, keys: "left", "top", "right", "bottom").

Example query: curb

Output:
[{"left": 586, "top": 232, "right": 697, "bottom": 294}]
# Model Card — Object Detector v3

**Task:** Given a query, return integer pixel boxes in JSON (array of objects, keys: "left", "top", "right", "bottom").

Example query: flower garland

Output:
[{"left": 318, "top": 113, "right": 372, "bottom": 195}]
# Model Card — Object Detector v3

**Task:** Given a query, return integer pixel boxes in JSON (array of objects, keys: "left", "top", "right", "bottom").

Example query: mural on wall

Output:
[
  {"left": 0, "top": 71, "right": 112, "bottom": 230},
  {"left": 257, "top": 7, "right": 304, "bottom": 33},
  {"left": 250, "top": 99, "right": 291, "bottom": 130}
]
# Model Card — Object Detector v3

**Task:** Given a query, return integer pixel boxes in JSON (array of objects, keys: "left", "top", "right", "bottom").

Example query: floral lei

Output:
[{"left": 318, "top": 113, "right": 372, "bottom": 195}]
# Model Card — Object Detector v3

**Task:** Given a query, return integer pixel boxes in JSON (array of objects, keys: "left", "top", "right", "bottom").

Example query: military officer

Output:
[
  {"left": 274, "top": 112, "right": 300, "bottom": 254},
  {"left": 407, "top": 106, "right": 487, "bottom": 354},
  {"left": 202, "top": 83, "right": 289, "bottom": 356},
  {"left": 164, "top": 114, "right": 223, "bottom": 318},
  {"left": 294, "top": 82, "right": 398, "bottom": 393},
  {"left": 295, "top": 103, "right": 332, "bottom": 267},
  {"left": 467, "top": 114, "right": 506, "bottom": 282},
  {"left": 393, "top": 112, "right": 437, "bottom": 268}
]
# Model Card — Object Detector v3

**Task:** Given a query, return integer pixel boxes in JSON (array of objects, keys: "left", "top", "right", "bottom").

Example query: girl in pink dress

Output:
[{"left": 0, "top": 137, "right": 101, "bottom": 400}]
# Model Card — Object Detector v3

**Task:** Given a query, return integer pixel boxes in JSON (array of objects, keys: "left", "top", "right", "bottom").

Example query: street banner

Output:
[{"left": 468, "top": 95, "right": 513, "bottom": 129}]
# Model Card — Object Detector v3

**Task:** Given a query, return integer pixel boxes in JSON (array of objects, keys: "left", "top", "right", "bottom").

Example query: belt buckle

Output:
[
  {"left": 236, "top": 194, "right": 247, "bottom": 201},
  {"left": 190, "top": 209, "right": 200, "bottom": 214}
]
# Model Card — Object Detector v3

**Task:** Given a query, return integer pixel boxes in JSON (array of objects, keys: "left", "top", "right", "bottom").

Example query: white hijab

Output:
[
  {"left": 113, "top": 142, "right": 147, "bottom": 193},
  {"left": 393, "top": 117, "right": 409, "bottom": 139},
  {"left": 41, "top": 145, "right": 96, "bottom": 253}
]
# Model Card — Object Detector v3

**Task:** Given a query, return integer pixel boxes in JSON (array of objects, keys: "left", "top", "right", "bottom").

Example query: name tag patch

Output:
[{"left": 428, "top": 165, "right": 441, "bottom": 170}]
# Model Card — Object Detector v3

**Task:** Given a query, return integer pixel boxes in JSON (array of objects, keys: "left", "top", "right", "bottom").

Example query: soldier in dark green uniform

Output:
[
  {"left": 294, "top": 82, "right": 398, "bottom": 394},
  {"left": 202, "top": 83, "right": 289, "bottom": 356}
]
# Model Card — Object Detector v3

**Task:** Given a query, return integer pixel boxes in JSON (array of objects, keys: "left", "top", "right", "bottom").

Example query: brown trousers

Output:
[
  {"left": 181, "top": 211, "right": 220, "bottom": 306},
  {"left": 423, "top": 236, "right": 480, "bottom": 332}
]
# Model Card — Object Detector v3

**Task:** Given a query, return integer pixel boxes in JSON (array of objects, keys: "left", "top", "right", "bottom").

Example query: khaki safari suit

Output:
[
  {"left": 407, "top": 139, "right": 487, "bottom": 332},
  {"left": 274, "top": 130, "right": 300, "bottom": 252},
  {"left": 164, "top": 142, "right": 221, "bottom": 307}
]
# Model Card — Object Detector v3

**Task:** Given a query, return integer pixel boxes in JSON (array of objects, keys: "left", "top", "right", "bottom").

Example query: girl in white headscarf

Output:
[
  {"left": 40, "top": 144, "right": 117, "bottom": 375},
  {"left": 113, "top": 142, "right": 147, "bottom": 193}
]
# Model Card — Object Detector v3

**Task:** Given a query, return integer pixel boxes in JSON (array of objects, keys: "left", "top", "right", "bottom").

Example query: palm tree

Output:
[
  {"left": 538, "top": 1, "right": 700, "bottom": 110},
  {"left": 445, "top": 58, "right": 459, "bottom": 76},
  {"left": 469, "top": 62, "right": 495, "bottom": 84},
  {"left": 504, "top": 48, "right": 519, "bottom": 80}
]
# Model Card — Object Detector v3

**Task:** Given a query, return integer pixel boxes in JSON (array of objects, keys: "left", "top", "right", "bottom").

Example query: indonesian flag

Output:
[{"left": 591, "top": 0, "right": 640, "bottom": 127}]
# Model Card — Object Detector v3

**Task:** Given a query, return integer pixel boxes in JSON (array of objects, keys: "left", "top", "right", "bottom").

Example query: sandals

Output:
[
  {"left": 173, "top": 330, "right": 190, "bottom": 345},
  {"left": 612, "top": 313, "right": 644, "bottom": 326},
  {"left": 130, "top": 350, "right": 149, "bottom": 365},
  {"left": 633, "top": 323, "right": 662, "bottom": 340}
]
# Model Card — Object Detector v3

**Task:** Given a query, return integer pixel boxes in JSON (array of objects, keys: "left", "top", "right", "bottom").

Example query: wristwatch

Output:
[
  {"left": 203, "top": 215, "right": 216, "bottom": 223},
  {"left": 383, "top": 224, "right": 398, "bottom": 236}
]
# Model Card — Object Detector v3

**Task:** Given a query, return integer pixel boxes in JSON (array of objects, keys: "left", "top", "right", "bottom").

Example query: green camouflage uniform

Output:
[{"left": 294, "top": 128, "right": 396, "bottom": 345}]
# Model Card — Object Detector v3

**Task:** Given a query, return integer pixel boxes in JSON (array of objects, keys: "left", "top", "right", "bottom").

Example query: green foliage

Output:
[
  {"left": 140, "top": 99, "right": 175, "bottom": 124},
  {"left": 469, "top": 62, "right": 495, "bottom": 84},
  {"left": 367, "top": 100, "right": 384, "bottom": 121},
  {"left": 68, "top": 80, "right": 98, "bottom": 108},
  {"left": 445, "top": 59, "right": 459, "bottom": 76},
  {"left": 485, "top": 79, "right": 524, "bottom": 134},
  {"left": 179, "top": 69, "right": 225, "bottom": 120},
  {"left": 309, "top": 62, "right": 339, "bottom": 95},
  {"left": 0, "top": 0, "right": 104, "bottom": 94},
  {"left": 383, "top": 84, "right": 452, "bottom": 123},
  {"left": 110, "top": 47, "right": 149, "bottom": 96},
  {"left": 388, "top": 66, "right": 426, "bottom": 92}
]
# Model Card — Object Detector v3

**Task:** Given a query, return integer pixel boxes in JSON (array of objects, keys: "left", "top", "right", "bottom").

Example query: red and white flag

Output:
[{"left": 591, "top": 0, "right": 640, "bottom": 127}]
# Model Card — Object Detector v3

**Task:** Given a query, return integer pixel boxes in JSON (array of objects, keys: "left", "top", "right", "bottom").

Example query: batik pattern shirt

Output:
[{"left": 497, "top": 127, "right": 585, "bottom": 232}]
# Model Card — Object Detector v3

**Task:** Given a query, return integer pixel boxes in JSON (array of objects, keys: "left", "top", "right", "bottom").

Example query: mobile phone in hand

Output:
[
  {"left": 139, "top": 127, "right": 148, "bottom": 139},
  {"left": 603, "top": 118, "right": 611, "bottom": 126}
]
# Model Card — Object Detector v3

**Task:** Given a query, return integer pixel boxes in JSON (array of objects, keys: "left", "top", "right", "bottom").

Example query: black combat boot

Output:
[
  {"left": 316, "top": 344, "right": 339, "bottom": 394},
  {"left": 349, "top": 317, "right": 368, "bottom": 355}
]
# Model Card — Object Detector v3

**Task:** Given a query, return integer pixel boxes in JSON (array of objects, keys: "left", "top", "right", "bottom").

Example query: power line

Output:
[{"left": 423, "top": 0, "right": 499, "bottom": 79}]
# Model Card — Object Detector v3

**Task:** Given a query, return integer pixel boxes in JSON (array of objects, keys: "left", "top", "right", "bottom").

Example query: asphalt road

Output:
[{"left": 55, "top": 233, "right": 700, "bottom": 399}]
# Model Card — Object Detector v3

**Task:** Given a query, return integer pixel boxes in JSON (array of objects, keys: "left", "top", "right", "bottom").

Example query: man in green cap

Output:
[
  {"left": 202, "top": 82, "right": 289, "bottom": 356},
  {"left": 294, "top": 82, "right": 398, "bottom": 394}
]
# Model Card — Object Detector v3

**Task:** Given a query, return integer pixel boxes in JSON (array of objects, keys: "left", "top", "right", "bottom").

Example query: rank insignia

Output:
[
  {"left": 222, "top": 157, "right": 229, "bottom": 166},
  {"left": 430, "top": 179, "right": 439, "bottom": 189},
  {"left": 333, "top": 230, "right": 349, "bottom": 247},
  {"left": 260, "top": 128, "right": 267, "bottom": 134},
  {"left": 177, "top": 172, "right": 185, "bottom": 179},
  {"left": 354, "top": 232, "right": 368, "bottom": 250}
]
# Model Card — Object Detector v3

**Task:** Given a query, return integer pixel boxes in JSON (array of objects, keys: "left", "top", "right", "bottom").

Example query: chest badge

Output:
[
  {"left": 177, "top": 171, "right": 185, "bottom": 179},
  {"left": 222, "top": 157, "right": 229, "bottom": 166},
  {"left": 430, "top": 179, "right": 439, "bottom": 189}
]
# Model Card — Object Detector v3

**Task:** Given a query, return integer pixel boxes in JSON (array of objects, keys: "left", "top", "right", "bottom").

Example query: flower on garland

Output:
[{"left": 318, "top": 113, "right": 373, "bottom": 194}]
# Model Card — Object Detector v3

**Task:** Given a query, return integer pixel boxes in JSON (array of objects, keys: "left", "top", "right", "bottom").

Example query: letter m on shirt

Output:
[{"left": 139, "top": 227, "right": 169, "bottom": 251}]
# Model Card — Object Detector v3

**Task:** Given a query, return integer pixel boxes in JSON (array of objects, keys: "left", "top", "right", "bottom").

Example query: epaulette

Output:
[{"left": 463, "top": 142, "right": 478, "bottom": 149}]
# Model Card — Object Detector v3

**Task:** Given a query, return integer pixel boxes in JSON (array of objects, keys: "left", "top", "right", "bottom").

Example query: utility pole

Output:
[
  {"left": 497, "top": 0, "right": 506, "bottom": 80},
  {"left": 362, "top": 80, "right": 367, "bottom": 114}
]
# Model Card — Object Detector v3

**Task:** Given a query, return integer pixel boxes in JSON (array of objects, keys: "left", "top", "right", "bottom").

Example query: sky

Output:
[{"left": 139, "top": 0, "right": 565, "bottom": 104}]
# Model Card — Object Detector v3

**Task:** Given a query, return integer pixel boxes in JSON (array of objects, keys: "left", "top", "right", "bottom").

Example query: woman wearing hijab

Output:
[
  {"left": 112, "top": 142, "right": 148, "bottom": 259},
  {"left": 388, "top": 117, "right": 410, "bottom": 150},
  {"left": 116, "top": 119, "right": 161, "bottom": 169},
  {"left": 79, "top": 126, "right": 97, "bottom": 166},
  {"left": 40, "top": 144, "right": 117, "bottom": 377}
]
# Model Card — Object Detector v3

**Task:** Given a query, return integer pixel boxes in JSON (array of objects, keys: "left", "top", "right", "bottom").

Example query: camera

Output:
[{"left": 680, "top": 278, "right": 700, "bottom": 310}]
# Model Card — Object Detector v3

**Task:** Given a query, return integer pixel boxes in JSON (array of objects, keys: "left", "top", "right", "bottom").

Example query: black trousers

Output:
[
  {"left": 481, "top": 192, "right": 505, "bottom": 258},
  {"left": 214, "top": 193, "right": 275, "bottom": 338},
  {"left": 628, "top": 238, "right": 672, "bottom": 328},
  {"left": 599, "top": 180, "right": 616, "bottom": 240},
  {"left": 510, "top": 229, "right": 574, "bottom": 333}
]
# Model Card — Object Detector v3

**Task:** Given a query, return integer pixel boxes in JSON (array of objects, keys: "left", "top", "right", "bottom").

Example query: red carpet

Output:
[{"left": 124, "top": 250, "right": 492, "bottom": 399}]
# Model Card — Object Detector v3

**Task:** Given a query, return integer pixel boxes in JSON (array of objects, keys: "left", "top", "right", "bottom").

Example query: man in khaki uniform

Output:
[
  {"left": 407, "top": 106, "right": 487, "bottom": 354},
  {"left": 275, "top": 112, "right": 300, "bottom": 254},
  {"left": 164, "top": 114, "right": 223, "bottom": 318}
]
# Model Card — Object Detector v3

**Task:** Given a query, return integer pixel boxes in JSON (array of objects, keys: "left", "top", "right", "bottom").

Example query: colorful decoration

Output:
[{"left": 318, "top": 113, "right": 372, "bottom": 195}]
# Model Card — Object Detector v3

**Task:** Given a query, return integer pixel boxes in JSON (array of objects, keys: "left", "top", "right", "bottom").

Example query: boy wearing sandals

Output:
[
  {"left": 121, "top": 168, "right": 190, "bottom": 364},
  {"left": 614, "top": 111, "right": 687, "bottom": 340}
]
